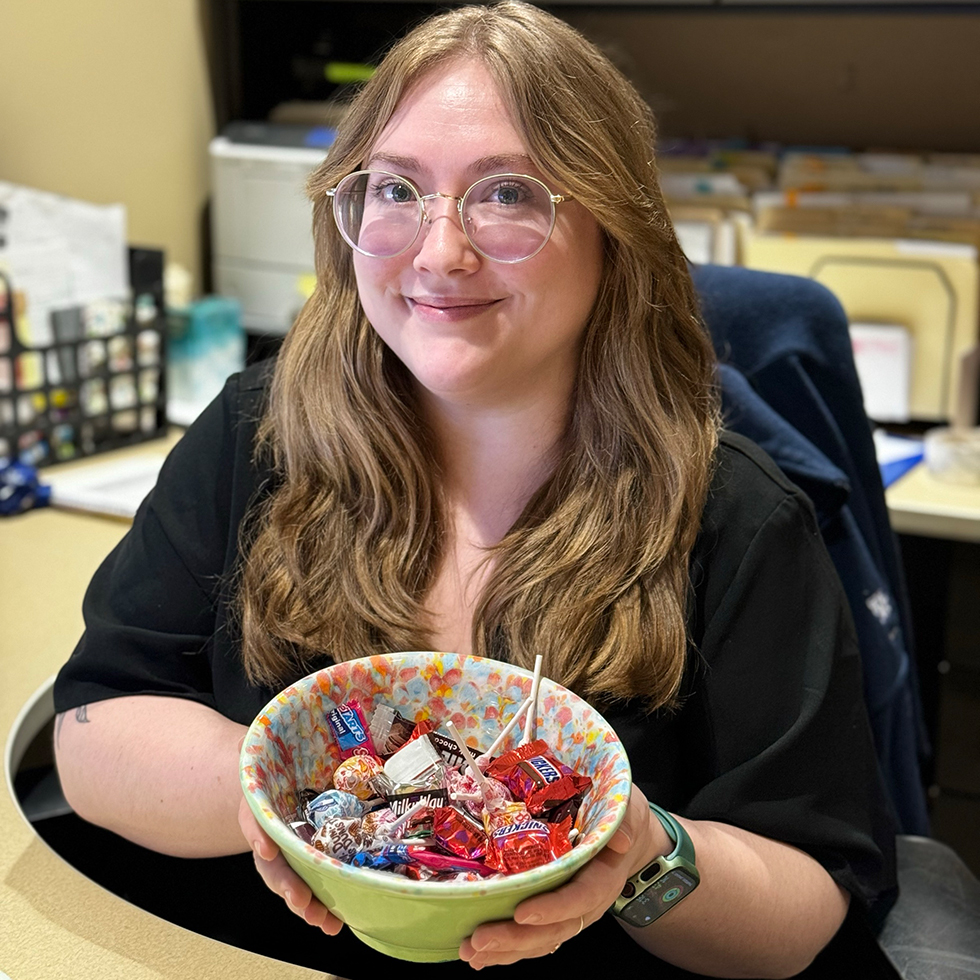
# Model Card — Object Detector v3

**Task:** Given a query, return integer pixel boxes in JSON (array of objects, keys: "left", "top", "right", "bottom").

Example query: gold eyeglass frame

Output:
[{"left": 326, "top": 169, "right": 570, "bottom": 263}]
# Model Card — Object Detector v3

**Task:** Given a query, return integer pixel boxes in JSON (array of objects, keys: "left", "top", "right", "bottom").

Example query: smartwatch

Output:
[{"left": 610, "top": 803, "right": 700, "bottom": 927}]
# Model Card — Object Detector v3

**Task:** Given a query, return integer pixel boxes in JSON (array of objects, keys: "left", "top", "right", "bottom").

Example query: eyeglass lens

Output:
[{"left": 332, "top": 171, "right": 556, "bottom": 262}]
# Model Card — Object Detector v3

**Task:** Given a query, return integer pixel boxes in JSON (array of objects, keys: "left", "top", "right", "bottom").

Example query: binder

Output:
[{"left": 740, "top": 228, "right": 979, "bottom": 422}]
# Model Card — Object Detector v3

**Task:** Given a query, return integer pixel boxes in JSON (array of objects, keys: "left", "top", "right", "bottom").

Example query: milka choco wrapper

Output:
[
  {"left": 326, "top": 699, "right": 378, "bottom": 759},
  {"left": 487, "top": 738, "right": 592, "bottom": 821}
]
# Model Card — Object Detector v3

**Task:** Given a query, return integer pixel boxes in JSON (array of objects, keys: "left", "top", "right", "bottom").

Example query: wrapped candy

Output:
[
  {"left": 326, "top": 699, "right": 378, "bottom": 759},
  {"left": 305, "top": 788, "right": 366, "bottom": 828},
  {"left": 484, "top": 816, "right": 573, "bottom": 875},
  {"left": 382, "top": 734, "right": 445, "bottom": 786},
  {"left": 487, "top": 739, "right": 592, "bottom": 822},
  {"left": 311, "top": 816, "right": 378, "bottom": 861},
  {"left": 369, "top": 705, "right": 417, "bottom": 756},
  {"left": 333, "top": 755, "right": 385, "bottom": 800},
  {"left": 432, "top": 805, "right": 489, "bottom": 860},
  {"left": 350, "top": 843, "right": 496, "bottom": 877}
]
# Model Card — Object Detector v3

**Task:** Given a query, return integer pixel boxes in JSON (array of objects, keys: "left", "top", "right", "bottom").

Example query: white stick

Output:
[
  {"left": 522, "top": 654, "right": 544, "bottom": 745},
  {"left": 483, "top": 694, "right": 534, "bottom": 760},
  {"left": 449, "top": 791, "right": 483, "bottom": 802},
  {"left": 445, "top": 720, "right": 491, "bottom": 793},
  {"left": 387, "top": 799, "right": 428, "bottom": 835}
]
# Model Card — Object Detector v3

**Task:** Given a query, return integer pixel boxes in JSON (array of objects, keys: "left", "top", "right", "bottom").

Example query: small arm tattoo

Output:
[{"left": 54, "top": 705, "right": 91, "bottom": 750}]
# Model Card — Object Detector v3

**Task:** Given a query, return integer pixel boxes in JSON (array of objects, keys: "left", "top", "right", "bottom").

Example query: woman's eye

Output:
[
  {"left": 385, "top": 183, "right": 414, "bottom": 203},
  {"left": 369, "top": 179, "right": 415, "bottom": 204},
  {"left": 486, "top": 181, "right": 529, "bottom": 206}
]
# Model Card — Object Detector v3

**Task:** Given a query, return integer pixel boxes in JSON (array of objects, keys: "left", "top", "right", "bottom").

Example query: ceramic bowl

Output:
[{"left": 240, "top": 651, "right": 631, "bottom": 962}]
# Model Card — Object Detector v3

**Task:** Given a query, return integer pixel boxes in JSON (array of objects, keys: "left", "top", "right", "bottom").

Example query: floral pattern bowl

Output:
[{"left": 240, "top": 651, "right": 631, "bottom": 962}]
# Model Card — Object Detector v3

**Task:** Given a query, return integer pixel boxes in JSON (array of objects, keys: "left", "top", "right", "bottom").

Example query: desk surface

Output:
[
  {"left": 886, "top": 463, "right": 980, "bottom": 543},
  {"left": 0, "top": 436, "right": 325, "bottom": 980}
]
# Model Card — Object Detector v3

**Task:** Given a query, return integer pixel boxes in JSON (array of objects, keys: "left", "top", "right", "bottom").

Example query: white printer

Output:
[{"left": 210, "top": 125, "right": 332, "bottom": 335}]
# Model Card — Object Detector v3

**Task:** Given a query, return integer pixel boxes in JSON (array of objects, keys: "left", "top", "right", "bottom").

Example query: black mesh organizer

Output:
[{"left": 0, "top": 247, "right": 168, "bottom": 467}]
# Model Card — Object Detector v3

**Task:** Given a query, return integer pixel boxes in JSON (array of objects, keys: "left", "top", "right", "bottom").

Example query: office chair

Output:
[{"left": 691, "top": 263, "right": 980, "bottom": 978}]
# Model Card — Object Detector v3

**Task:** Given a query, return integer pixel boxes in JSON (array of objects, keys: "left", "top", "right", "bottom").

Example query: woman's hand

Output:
[
  {"left": 238, "top": 795, "right": 345, "bottom": 935},
  {"left": 458, "top": 785, "right": 669, "bottom": 970}
]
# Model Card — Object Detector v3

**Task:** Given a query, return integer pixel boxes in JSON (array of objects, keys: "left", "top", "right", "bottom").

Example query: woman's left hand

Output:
[{"left": 458, "top": 785, "right": 668, "bottom": 970}]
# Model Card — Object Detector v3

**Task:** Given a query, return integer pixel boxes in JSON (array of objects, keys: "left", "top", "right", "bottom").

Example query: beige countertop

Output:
[
  {"left": 886, "top": 463, "right": 980, "bottom": 543},
  {"left": 0, "top": 435, "right": 327, "bottom": 980}
]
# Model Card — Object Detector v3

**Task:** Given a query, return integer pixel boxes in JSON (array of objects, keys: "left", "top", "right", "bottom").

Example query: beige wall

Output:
[{"left": 0, "top": 0, "right": 215, "bottom": 292}]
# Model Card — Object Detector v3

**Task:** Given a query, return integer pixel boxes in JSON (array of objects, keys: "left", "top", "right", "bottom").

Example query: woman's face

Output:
[{"left": 352, "top": 59, "right": 604, "bottom": 414}]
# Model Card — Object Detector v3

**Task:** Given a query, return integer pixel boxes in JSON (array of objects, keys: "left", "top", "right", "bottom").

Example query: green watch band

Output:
[{"left": 609, "top": 803, "right": 700, "bottom": 927}]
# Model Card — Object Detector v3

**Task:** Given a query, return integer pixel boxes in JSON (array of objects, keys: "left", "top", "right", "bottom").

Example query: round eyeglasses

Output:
[{"left": 326, "top": 170, "right": 569, "bottom": 263}]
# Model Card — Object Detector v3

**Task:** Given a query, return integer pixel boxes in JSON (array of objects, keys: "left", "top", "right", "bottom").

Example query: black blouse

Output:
[{"left": 53, "top": 361, "right": 898, "bottom": 979}]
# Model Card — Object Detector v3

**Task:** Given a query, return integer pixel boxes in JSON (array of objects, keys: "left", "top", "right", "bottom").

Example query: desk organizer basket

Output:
[{"left": 0, "top": 248, "right": 168, "bottom": 466}]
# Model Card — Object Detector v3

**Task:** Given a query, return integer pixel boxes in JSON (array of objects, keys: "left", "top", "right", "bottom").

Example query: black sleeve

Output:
[
  {"left": 682, "top": 440, "right": 897, "bottom": 911},
  {"left": 53, "top": 371, "right": 258, "bottom": 715}
]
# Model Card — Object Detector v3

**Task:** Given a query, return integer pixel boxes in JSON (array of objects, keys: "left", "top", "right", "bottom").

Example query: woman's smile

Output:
[{"left": 407, "top": 295, "right": 504, "bottom": 321}]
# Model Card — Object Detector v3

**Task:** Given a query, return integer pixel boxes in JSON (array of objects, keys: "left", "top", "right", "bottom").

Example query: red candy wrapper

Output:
[
  {"left": 487, "top": 739, "right": 592, "bottom": 821},
  {"left": 432, "top": 805, "right": 489, "bottom": 860},
  {"left": 326, "top": 699, "right": 378, "bottom": 759},
  {"left": 484, "top": 816, "right": 573, "bottom": 874},
  {"left": 408, "top": 720, "right": 436, "bottom": 741}
]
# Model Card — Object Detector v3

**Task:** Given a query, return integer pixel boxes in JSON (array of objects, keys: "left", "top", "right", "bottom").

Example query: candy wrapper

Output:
[
  {"left": 305, "top": 789, "right": 366, "bottom": 828},
  {"left": 487, "top": 739, "right": 592, "bottom": 822},
  {"left": 369, "top": 704, "right": 417, "bottom": 756},
  {"left": 433, "top": 805, "right": 489, "bottom": 860},
  {"left": 332, "top": 755, "right": 385, "bottom": 800},
  {"left": 326, "top": 699, "right": 378, "bottom": 759},
  {"left": 484, "top": 816, "right": 573, "bottom": 874},
  {"left": 311, "top": 816, "right": 379, "bottom": 861},
  {"left": 383, "top": 734, "right": 445, "bottom": 785},
  {"left": 350, "top": 843, "right": 497, "bottom": 877}
]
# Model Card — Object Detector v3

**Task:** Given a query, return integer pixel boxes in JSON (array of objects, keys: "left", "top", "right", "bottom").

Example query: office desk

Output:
[
  {"left": 886, "top": 463, "right": 980, "bottom": 543},
  {"left": 0, "top": 437, "right": 325, "bottom": 980}
]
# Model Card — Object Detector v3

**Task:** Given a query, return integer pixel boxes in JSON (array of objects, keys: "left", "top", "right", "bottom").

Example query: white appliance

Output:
[{"left": 210, "top": 136, "right": 327, "bottom": 334}]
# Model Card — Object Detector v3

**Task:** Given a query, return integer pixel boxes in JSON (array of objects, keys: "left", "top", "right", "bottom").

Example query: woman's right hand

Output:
[{"left": 238, "top": 795, "right": 345, "bottom": 935}]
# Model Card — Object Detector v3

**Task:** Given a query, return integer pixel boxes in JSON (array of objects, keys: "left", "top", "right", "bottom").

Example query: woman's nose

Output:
[{"left": 412, "top": 201, "right": 480, "bottom": 274}]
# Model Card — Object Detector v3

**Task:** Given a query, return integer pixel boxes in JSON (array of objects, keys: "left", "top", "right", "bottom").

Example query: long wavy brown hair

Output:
[{"left": 237, "top": 1, "right": 720, "bottom": 710}]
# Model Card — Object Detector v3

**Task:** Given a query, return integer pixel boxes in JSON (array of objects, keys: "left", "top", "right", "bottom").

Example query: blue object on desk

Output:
[
  {"left": 0, "top": 460, "right": 51, "bottom": 515},
  {"left": 873, "top": 431, "right": 926, "bottom": 489}
]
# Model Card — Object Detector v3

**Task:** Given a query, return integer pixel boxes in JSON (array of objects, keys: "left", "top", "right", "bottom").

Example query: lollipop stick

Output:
[
  {"left": 445, "top": 720, "right": 491, "bottom": 793},
  {"left": 387, "top": 799, "right": 428, "bottom": 835},
  {"left": 484, "top": 694, "right": 534, "bottom": 760},
  {"left": 522, "top": 654, "right": 544, "bottom": 745}
]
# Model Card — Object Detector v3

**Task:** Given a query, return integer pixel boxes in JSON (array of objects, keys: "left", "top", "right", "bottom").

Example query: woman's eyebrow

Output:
[
  {"left": 364, "top": 152, "right": 539, "bottom": 179},
  {"left": 468, "top": 153, "right": 538, "bottom": 176},
  {"left": 366, "top": 152, "right": 428, "bottom": 176}
]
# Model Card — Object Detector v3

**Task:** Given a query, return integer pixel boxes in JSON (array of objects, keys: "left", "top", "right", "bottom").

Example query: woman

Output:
[{"left": 53, "top": 3, "right": 896, "bottom": 977}]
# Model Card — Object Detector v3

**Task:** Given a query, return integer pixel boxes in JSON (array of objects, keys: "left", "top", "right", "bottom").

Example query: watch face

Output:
[{"left": 618, "top": 868, "right": 698, "bottom": 927}]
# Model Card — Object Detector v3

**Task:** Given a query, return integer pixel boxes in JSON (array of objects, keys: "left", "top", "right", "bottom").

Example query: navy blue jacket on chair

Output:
[{"left": 691, "top": 263, "right": 930, "bottom": 836}]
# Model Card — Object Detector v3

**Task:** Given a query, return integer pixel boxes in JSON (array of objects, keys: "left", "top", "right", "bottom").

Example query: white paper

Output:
[
  {"left": 45, "top": 453, "right": 165, "bottom": 519},
  {"left": 0, "top": 181, "right": 128, "bottom": 347},
  {"left": 849, "top": 322, "right": 913, "bottom": 423}
]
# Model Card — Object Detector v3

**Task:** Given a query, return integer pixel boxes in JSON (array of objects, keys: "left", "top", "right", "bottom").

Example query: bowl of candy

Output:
[{"left": 240, "top": 651, "right": 631, "bottom": 962}]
